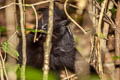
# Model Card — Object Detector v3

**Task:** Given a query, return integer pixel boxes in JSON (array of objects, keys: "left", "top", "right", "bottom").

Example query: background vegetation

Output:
[{"left": 0, "top": 0, "right": 120, "bottom": 80}]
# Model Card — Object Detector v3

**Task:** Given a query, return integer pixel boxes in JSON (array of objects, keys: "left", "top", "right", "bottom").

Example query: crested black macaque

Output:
[{"left": 18, "top": 6, "right": 90, "bottom": 80}]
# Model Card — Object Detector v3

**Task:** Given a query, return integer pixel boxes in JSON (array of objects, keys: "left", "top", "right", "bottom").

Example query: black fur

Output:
[{"left": 18, "top": 6, "right": 89, "bottom": 80}]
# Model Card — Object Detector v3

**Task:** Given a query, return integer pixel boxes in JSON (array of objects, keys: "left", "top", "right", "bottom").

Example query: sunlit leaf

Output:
[
  {"left": 95, "top": 32, "right": 107, "bottom": 40},
  {"left": 2, "top": 42, "right": 19, "bottom": 60},
  {"left": 109, "top": 8, "right": 116, "bottom": 14},
  {"left": 25, "top": 28, "right": 47, "bottom": 33}
]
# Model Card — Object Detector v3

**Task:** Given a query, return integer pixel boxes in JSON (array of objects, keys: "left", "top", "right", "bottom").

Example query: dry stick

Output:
[
  {"left": 64, "top": 0, "right": 87, "bottom": 34},
  {"left": 18, "top": 0, "right": 27, "bottom": 80},
  {"left": 43, "top": 0, "right": 54, "bottom": 80},
  {"left": 0, "top": 1, "right": 49, "bottom": 10},
  {"left": 96, "top": 0, "right": 108, "bottom": 79},
  {"left": 32, "top": 5, "right": 39, "bottom": 42},
  {"left": 111, "top": 0, "right": 118, "bottom": 7},
  {"left": 64, "top": 67, "right": 70, "bottom": 80},
  {"left": 89, "top": 0, "right": 99, "bottom": 73},
  {"left": 94, "top": 0, "right": 120, "bottom": 34},
  {"left": 115, "top": 2, "right": 120, "bottom": 80},
  {"left": 0, "top": 49, "right": 8, "bottom": 80}
]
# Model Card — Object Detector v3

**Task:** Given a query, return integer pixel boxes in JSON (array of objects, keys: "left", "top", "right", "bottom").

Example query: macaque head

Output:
[{"left": 34, "top": 7, "right": 70, "bottom": 42}]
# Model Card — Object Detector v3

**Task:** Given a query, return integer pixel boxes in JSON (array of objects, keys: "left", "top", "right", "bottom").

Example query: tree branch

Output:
[
  {"left": 43, "top": 0, "right": 54, "bottom": 80},
  {"left": 18, "top": 0, "right": 26, "bottom": 80}
]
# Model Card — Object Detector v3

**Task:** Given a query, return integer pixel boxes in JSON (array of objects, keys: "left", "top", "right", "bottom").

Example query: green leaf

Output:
[
  {"left": 25, "top": 28, "right": 47, "bottom": 34},
  {"left": 109, "top": 8, "right": 116, "bottom": 14},
  {"left": 97, "top": 0, "right": 104, "bottom": 3},
  {"left": 112, "top": 56, "right": 120, "bottom": 60},
  {"left": 16, "top": 26, "right": 21, "bottom": 30},
  {"left": 95, "top": 32, "right": 107, "bottom": 40},
  {"left": 17, "top": 26, "right": 47, "bottom": 34},
  {"left": 0, "top": 26, "right": 7, "bottom": 32},
  {"left": 2, "top": 42, "right": 19, "bottom": 60}
]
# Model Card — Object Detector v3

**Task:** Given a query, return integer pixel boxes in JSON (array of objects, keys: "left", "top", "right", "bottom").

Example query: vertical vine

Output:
[{"left": 18, "top": 0, "right": 26, "bottom": 80}]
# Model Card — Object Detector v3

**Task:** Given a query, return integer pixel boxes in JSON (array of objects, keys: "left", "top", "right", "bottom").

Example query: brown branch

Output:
[
  {"left": 64, "top": 0, "right": 87, "bottom": 34},
  {"left": 43, "top": 0, "right": 54, "bottom": 80}
]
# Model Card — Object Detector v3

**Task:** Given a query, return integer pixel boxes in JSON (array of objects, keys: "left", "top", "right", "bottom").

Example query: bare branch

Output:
[
  {"left": 0, "top": 2, "right": 15, "bottom": 10},
  {"left": 43, "top": 0, "right": 54, "bottom": 80},
  {"left": 64, "top": 0, "right": 87, "bottom": 34},
  {"left": 31, "top": 5, "right": 39, "bottom": 42},
  {"left": 18, "top": 0, "right": 26, "bottom": 80}
]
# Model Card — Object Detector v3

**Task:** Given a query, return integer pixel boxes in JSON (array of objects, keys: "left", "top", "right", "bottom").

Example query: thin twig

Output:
[
  {"left": 0, "top": 1, "right": 49, "bottom": 10},
  {"left": 0, "top": 48, "right": 4, "bottom": 80},
  {"left": 111, "top": 0, "right": 118, "bottom": 7},
  {"left": 94, "top": 0, "right": 120, "bottom": 34},
  {"left": 68, "top": 4, "right": 80, "bottom": 9},
  {"left": 0, "top": 48, "right": 8, "bottom": 80},
  {"left": 64, "top": 67, "right": 70, "bottom": 80},
  {"left": 0, "top": 2, "right": 15, "bottom": 10},
  {"left": 63, "top": 74, "right": 76, "bottom": 80},
  {"left": 97, "top": 0, "right": 108, "bottom": 34},
  {"left": 32, "top": 5, "right": 38, "bottom": 42},
  {"left": 32, "top": 0, "right": 49, "bottom": 6},
  {"left": 96, "top": 0, "right": 108, "bottom": 79},
  {"left": 64, "top": 0, "right": 87, "bottom": 34}
]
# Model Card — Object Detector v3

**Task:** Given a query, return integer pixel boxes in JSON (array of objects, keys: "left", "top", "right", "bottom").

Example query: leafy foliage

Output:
[{"left": 2, "top": 41, "right": 19, "bottom": 60}]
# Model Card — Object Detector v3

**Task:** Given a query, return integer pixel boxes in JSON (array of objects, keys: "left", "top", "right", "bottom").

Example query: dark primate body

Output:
[{"left": 18, "top": 6, "right": 89, "bottom": 80}]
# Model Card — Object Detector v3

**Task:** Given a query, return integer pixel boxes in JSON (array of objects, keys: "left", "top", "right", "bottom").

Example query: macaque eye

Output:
[{"left": 41, "top": 24, "right": 47, "bottom": 30}]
